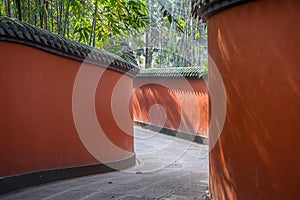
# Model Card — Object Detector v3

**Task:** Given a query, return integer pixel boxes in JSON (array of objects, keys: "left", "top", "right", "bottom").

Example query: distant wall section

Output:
[{"left": 131, "top": 68, "right": 209, "bottom": 138}]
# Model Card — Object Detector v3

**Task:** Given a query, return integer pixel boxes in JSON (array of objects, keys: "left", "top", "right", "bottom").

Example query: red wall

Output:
[
  {"left": 0, "top": 42, "right": 134, "bottom": 176},
  {"left": 132, "top": 77, "right": 208, "bottom": 136},
  {"left": 208, "top": 1, "right": 300, "bottom": 199}
]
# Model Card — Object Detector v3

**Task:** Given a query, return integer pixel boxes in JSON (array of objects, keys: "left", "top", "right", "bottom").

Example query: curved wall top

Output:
[
  {"left": 136, "top": 67, "right": 207, "bottom": 79},
  {"left": 192, "top": 0, "right": 252, "bottom": 21},
  {"left": 0, "top": 16, "right": 139, "bottom": 77}
]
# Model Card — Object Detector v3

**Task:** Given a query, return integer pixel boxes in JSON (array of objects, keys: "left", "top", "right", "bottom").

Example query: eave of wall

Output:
[{"left": 0, "top": 16, "right": 139, "bottom": 77}]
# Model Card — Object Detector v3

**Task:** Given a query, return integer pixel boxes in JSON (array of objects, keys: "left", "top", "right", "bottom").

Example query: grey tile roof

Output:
[
  {"left": 137, "top": 67, "right": 207, "bottom": 79},
  {"left": 0, "top": 17, "right": 139, "bottom": 77},
  {"left": 0, "top": 17, "right": 208, "bottom": 79},
  {"left": 191, "top": 0, "right": 251, "bottom": 21}
]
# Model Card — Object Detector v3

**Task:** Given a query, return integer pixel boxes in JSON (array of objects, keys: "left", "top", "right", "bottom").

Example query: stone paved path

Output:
[{"left": 0, "top": 127, "right": 209, "bottom": 200}]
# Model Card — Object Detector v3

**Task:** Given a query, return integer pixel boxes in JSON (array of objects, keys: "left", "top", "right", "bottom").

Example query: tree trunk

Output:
[
  {"left": 63, "top": 0, "right": 70, "bottom": 36},
  {"left": 37, "top": 0, "right": 43, "bottom": 28},
  {"left": 5, "top": 0, "right": 11, "bottom": 17},
  {"left": 90, "top": 0, "right": 98, "bottom": 47},
  {"left": 43, "top": 0, "right": 48, "bottom": 30},
  {"left": 16, "top": 0, "right": 22, "bottom": 21},
  {"left": 58, "top": 0, "right": 64, "bottom": 34},
  {"left": 27, "top": 0, "right": 30, "bottom": 23}
]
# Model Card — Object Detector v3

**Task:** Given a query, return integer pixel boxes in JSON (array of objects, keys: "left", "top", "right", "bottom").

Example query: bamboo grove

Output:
[
  {"left": 0, "top": 0, "right": 207, "bottom": 69},
  {"left": 0, "top": 0, "right": 149, "bottom": 47}
]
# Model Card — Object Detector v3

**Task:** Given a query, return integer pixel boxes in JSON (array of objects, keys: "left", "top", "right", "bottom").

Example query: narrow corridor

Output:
[{"left": 0, "top": 127, "right": 208, "bottom": 200}]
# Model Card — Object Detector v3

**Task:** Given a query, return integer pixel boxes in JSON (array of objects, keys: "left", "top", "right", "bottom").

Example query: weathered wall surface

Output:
[{"left": 208, "top": 1, "right": 300, "bottom": 199}]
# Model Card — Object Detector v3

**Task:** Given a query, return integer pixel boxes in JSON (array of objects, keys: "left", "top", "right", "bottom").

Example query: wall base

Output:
[
  {"left": 0, "top": 154, "right": 135, "bottom": 195},
  {"left": 134, "top": 121, "right": 208, "bottom": 145}
]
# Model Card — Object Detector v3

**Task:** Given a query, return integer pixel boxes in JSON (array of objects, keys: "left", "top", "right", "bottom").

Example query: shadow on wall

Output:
[
  {"left": 208, "top": 1, "right": 300, "bottom": 199},
  {"left": 131, "top": 83, "right": 181, "bottom": 130},
  {"left": 131, "top": 78, "right": 209, "bottom": 137}
]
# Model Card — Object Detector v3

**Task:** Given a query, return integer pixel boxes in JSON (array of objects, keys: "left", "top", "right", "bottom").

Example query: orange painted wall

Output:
[
  {"left": 132, "top": 77, "right": 208, "bottom": 136},
  {"left": 0, "top": 42, "right": 134, "bottom": 176},
  {"left": 208, "top": 1, "right": 300, "bottom": 199}
]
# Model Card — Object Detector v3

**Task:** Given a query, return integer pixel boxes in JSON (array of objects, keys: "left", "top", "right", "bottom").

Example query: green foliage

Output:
[
  {"left": 0, "top": 1, "right": 4, "bottom": 16},
  {"left": 0, "top": 0, "right": 207, "bottom": 69},
  {"left": 0, "top": 0, "right": 149, "bottom": 47},
  {"left": 128, "top": 0, "right": 208, "bottom": 69}
]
